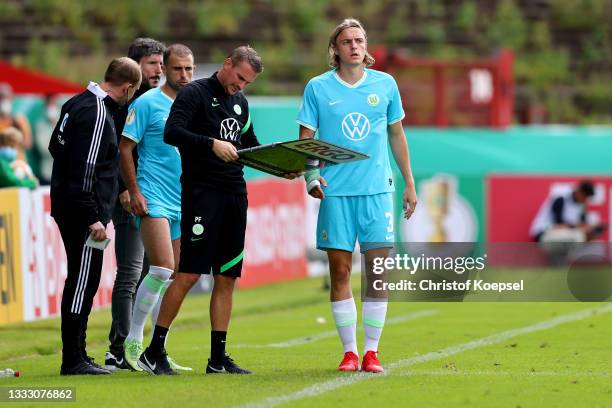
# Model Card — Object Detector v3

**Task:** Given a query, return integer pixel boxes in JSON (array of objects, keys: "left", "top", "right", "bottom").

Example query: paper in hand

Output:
[{"left": 85, "top": 233, "right": 111, "bottom": 250}]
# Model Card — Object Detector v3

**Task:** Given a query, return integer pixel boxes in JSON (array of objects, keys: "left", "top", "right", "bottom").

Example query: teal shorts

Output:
[
  {"left": 135, "top": 203, "right": 182, "bottom": 241},
  {"left": 316, "top": 193, "right": 394, "bottom": 253}
]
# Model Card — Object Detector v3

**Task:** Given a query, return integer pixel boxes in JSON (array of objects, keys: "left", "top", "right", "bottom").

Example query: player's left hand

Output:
[
  {"left": 403, "top": 184, "right": 417, "bottom": 219},
  {"left": 130, "top": 190, "right": 148, "bottom": 216},
  {"left": 308, "top": 175, "right": 327, "bottom": 200}
]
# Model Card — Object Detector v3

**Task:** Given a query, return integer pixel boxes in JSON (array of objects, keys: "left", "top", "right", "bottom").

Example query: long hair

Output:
[{"left": 328, "top": 18, "right": 375, "bottom": 69}]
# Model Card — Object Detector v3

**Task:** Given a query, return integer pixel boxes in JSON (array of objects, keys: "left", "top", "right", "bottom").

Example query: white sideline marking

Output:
[
  {"left": 243, "top": 304, "right": 612, "bottom": 408},
  {"left": 396, "top": 370, "right": 611, "bottom": 377},
  {"left": 233, "top": 310, "right": 437, "bottom": 349}
]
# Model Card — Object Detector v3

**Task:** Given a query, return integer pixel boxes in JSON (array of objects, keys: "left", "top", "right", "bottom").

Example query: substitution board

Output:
[{"left": 237, "top": 139, "right": 369, "bottom": 178}]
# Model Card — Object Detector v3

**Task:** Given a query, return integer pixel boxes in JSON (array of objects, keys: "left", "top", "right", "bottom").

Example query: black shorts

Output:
[{"left": 179, "top": 187, "right": 247, "bottom": 277}]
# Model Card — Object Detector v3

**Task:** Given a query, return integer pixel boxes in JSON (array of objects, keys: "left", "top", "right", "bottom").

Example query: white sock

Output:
[
  {"left": 127, "top": 265, "right": 172, "bottom": 343},
  {"left": 363, "top": 298, "right": 388, "bottom": 354},
  {"left": 151, "top": 280, "right": 170, "bottom": 328},
  {"left": 331, "top": 298, "right": 358, "bottom": 355}
]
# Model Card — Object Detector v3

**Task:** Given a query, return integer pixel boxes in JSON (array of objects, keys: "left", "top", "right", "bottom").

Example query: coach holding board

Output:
[
  {"left": 137, "top": 46, "right": 264, "bottom": 375},
  {"left": 49, "top": 57, "right": 141, "bottom": 375}
]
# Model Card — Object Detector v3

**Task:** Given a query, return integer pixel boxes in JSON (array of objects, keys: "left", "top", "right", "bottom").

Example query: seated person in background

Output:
[
  {"left": 0, "top": 126, "right": 38, "bottom": 189},
  {"left": 530, "top": 181, "right": 605, "bottom": 245},
  {"left": 0, "top": 83, "right": 32, "bottom": 153}
]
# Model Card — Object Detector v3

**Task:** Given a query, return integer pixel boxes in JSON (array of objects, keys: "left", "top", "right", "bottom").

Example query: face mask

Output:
[
  {"left": 0, "top": 146, "right": 17, "bottom": 161},
  {"left": 46, "top": 106, "right": 59, "bottom": 122},
  {"left": 0, "top": 100, "right": 11, "bottom": 115}
]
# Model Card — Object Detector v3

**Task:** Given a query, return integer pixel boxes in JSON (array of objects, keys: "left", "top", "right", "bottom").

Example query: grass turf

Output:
[{"left": 0, "top": 276, "right": 610, "bottom": 407}]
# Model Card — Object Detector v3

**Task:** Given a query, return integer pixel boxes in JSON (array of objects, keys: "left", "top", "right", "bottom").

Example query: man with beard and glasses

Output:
[
  {"left": 119, "top": 44, "right": 195, "bottom": 373},
  {"left": 105, "top": 38, "right": 166, "bottom": 371},
  {"left": 49, "top": 57, "right": 141, "bottom": 375}
]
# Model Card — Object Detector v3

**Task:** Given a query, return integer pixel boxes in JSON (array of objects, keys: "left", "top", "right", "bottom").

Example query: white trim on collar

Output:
[
  {"left": 87, "top": 81, "right": 108, "bottom": 99},
  {"left": 333, "top": 69, "right": 368, "bottom": 89}
]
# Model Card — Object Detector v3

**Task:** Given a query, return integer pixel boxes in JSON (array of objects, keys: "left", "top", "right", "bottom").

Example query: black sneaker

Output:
[
  {"left": 206, "top": 353, "right": 252, "bottom": 374},
  {"left": 60, "top": 360, "right": 111, "bottom": 375},
  {"left": 137, "top": 348, "right": 177, "bottom": 375},
  {"left": 84, "top": 355, "right": 111, "bottom": 374},
  {"left": 104, "top": 351, "right": 131, "bottom": 372}
]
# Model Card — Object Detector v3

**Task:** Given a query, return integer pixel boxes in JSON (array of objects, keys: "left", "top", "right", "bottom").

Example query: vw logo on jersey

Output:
[
  {"left": 341, "top": 112, "right": 371, "bottom": 141},
  {"left": 220, "top": 118, "right": 240, "bottom": 141}
]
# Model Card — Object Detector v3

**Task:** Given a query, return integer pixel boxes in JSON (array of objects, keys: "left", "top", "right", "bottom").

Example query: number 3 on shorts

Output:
[{"left": 385, "top": 212, "right": 393, "bottom": 233}]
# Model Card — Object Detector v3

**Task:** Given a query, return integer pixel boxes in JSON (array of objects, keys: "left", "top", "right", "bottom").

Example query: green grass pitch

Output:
[{"left": 0, "top": 276, "right": 610, "bottom": 407}]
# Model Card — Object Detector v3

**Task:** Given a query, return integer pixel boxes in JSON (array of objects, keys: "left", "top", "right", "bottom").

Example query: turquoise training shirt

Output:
[
  {"left": 297, "top": 68, "right": 405, "bottom": 196},
  {"left": 123, "top": 87, "right": 182, "bottom": 211}
]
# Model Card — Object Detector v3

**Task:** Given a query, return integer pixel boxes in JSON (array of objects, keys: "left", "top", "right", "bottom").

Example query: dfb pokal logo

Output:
[
  {"left": 220, "top": 118, "right": 240, "bottom": 141},
  {"left": 342, "top": 112, "right": 370, "bottom": 141}
]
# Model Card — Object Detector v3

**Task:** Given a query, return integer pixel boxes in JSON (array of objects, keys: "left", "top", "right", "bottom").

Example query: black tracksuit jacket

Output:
[
  {"left": 49, "top": 82, "right": 120, "bottom": 225},
  {"left": 164, "top": 73, "right": 260, "bottom": 194}
]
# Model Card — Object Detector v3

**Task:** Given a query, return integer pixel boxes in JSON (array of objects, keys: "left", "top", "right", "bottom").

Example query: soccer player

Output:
[
  {"left": 137, "top": 46, "right": 263, "bottom": 375},
  {"left": 119, "top": 44, "right": 195, "bottom": 372},
  {"left": 105, "top": 38, "right": 165, "bottom": 371},
  {"left": 297, "top": 18, "right": 417, "bottom": 373},
  {"left": 49, "top": 58, "right": 141, "bottom": 375}
]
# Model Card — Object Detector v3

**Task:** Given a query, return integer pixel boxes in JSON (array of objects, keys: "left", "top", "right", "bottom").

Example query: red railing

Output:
[{"left": 371, "top": 49, "right": 514, "bottom": 128}]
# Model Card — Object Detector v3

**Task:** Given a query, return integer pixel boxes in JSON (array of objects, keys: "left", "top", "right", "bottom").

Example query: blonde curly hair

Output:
[{"left": 328, "top": 18, "right": 375, "bottom": 69}]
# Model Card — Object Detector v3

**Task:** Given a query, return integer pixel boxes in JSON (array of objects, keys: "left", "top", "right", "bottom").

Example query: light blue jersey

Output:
[
  {"left": 123, "top": 87, "right": 181, "bottom": 212},
  {"left": 297, "top": 68, "right": 405, "bottom": 196}
]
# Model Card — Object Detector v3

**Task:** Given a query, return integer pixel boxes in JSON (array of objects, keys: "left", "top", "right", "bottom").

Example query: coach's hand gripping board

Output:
[{"left": 237, "top": 139, "right": 369, "bottom": 178}]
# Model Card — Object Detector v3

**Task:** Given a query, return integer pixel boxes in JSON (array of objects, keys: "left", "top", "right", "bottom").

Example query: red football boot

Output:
[
  {"left": 361, "top": 351, "right": 384, "bottom": 373},
  {"left": 337, "top": 351, "right": 359, "bottom": 371}
]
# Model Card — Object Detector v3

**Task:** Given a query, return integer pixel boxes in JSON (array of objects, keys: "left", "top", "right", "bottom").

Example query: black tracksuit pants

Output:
[{"left": 55, "top": 217, "right": 104, "bottom": 366}]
